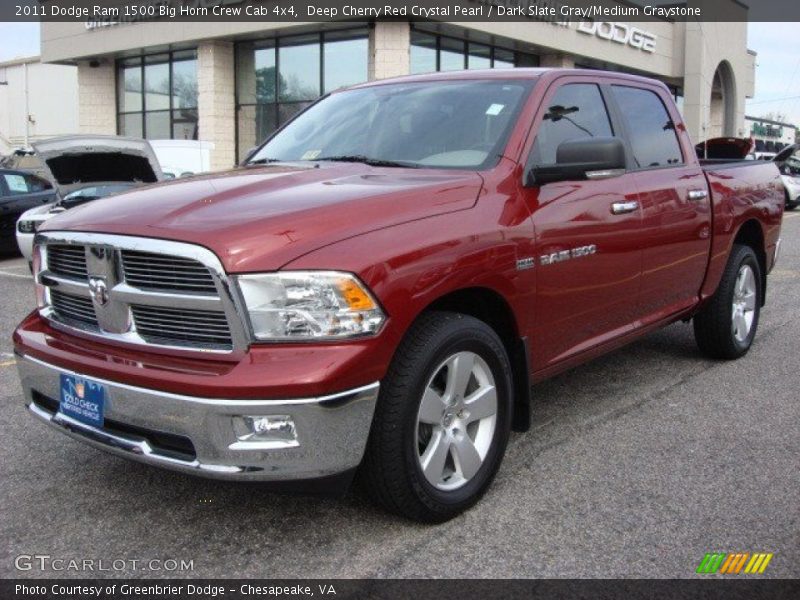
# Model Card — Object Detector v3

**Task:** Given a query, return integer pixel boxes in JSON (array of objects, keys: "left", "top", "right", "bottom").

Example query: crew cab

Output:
[{"left": 13, "top": 69, "right": 783, "bottom": 522}]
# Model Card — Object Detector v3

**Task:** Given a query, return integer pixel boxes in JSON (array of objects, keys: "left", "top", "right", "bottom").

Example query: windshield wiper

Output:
[
  {"left": 247, "top": 157, "right": 283, "bottom": 165},
  {"left": 313, "top": 155, "right": 420, "bottom": 169}
]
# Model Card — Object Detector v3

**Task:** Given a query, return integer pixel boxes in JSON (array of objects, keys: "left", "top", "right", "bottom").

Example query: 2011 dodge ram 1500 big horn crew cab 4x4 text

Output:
[{"left": 13, "top": 69, "right": 784, "bottom": 522}]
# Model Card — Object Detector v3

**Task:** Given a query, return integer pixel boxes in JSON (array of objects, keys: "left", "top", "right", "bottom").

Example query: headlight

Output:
[
  {"left": 18, "top": 220, "right": 39, "bottom": 234},
  {"left": 236, "top": 271, "right": 385, "bottom": 341}
]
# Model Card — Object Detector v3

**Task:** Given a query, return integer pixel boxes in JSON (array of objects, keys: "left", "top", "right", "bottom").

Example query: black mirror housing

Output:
[{"left": 526, "top": 137, "right": 627, "bottom": 186}]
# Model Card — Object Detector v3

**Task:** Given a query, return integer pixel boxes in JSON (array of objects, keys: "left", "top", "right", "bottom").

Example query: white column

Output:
[
  {"left": 77, "top": 60, "right": 116, "bottom": 135},
  {"left": 198, "top": 41, "right": 236, "bottom": 171},
  {"left": 539, "top": 54, "right": 575, "bottom": 69},
  {"left": 369, "top": 21, "right": 411, "bottom": 81}
]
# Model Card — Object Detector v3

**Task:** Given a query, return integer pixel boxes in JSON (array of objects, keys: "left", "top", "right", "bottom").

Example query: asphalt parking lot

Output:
[{"left": 1, "top": 216, "right": 799, "bottom": 580}]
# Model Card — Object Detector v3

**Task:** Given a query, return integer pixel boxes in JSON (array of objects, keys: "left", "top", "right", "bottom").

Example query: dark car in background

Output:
[{"left": 0, "top": 169, "right": 58, "bottom": 254}]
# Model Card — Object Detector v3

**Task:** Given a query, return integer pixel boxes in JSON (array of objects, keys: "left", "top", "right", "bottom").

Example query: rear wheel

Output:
[
  {"left": 694, "top": 244, "right": 761, "bottom": 359},
  {"left": 361, "top": 311, "right": 513, "bottom": 522}
]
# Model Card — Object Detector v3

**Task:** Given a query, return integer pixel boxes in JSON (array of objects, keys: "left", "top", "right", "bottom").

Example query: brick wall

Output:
[
  {"left": 198, "top": 41, "right": 236, "bottom": 171},
  {"left": 77, "top": 60, "right": 116, "bottom": 135},
  {"left": 369, "top": 22, "right": 411, "bottom": 81}
]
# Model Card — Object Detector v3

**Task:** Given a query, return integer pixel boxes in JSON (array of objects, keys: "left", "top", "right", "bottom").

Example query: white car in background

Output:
[
  {"left": 15, "top": 136, "right": 162, "bottom": 261},
  {"left": 774, "top": 144, "right": 800, "bottom": 211}
]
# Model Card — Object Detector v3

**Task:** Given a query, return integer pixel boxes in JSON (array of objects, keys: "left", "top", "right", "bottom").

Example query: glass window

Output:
[
  {"left": 117, "top": 51, "right": 198, "bottom": 140},
  {"left": 144, "top": 61, "right": 170, "bottom": 111},
  {"left": 410, "top": 31, "right": 437, "bottom": 74},
  {"left": 493, "top": 48, "right": 515, "bottom": 69},
  {"left": 409, "top": 30, "right": 536, "bottom": 73},
  {"left": 118, "top": 64, "right": 142, "bottom": 112},
  {"left": 532, "top": 84, "right": 614, "bottom": 166},
  {"left": 439, "top": 37, "right": 465, "bottom": 71},
  {"left": 172, "top": 59, "right": 198, "bottom": 109},
  {"left": 278, "top": 37, "right": 321, "bottom": 102},
  {"left": 172, "top": 109, "right": 198, "bottom": 140},
  {"left": 25, "top": 174, "right": 51, "bottom": 192},
  {"left": 119, "top": 112, "right": 143, "bottom": 138},
  {"left": 235, "top": 31, "right": 369, "bottom": 160},
  {"left": 145, "top": 111, "right": 171, "bottom": 140},
  {"left": 3, "top": 173, "right": 30, "bottom": 195},
  {"left": 324, "top": 36, "right": 368, "bottom": 93},
  {"left": 251, "top": 79, "right": 533, "bottom": 170},
  {"left": 468, "top": 44, "right": 491, "bottom": 70},
  {"left": 611, "top": 85, "right": 683, "bottom": 168}
]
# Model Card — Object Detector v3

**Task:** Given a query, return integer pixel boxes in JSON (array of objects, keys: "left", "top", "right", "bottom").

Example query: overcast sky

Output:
[{"left": 1, "top": 21, "right": 799, "bottom": 126}]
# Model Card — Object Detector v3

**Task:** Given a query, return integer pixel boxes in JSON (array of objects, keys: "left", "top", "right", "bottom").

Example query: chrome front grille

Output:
[
  {"left": 131, "top": 305, "right": 233, "bottom": 349},
  {"left": 50, "top": 290, "right": 98, "bottom": 327},
  {"left": 121, "top": 250, "right": 217, "bottom": 294},
  {"left": 36, "top": 232, "right": 248, "bottom": 353},
  {"left": 48, "top": 245, "right": 88, "bottom": 280}
]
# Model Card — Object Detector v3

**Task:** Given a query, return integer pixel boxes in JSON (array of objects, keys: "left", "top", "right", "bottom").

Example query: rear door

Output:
[
  {"left": 608, "top": 84, "right": 712, "bottom": 321},
  {"left": 522, "top": 77, "right": 644, "bottom": 370}
]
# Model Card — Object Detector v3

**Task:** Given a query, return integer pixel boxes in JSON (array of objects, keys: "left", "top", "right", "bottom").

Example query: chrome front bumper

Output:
[{"left": 16, "top": 352, "right": 379, "bottom": 482}]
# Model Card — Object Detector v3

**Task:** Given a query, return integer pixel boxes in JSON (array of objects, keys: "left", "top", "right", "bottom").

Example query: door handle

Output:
[
  {"left": 611, "top": 201, "right": 639, "bottom": 215},
  {"left": 687, "top": 189, "right": 708, "bottom": 201}
]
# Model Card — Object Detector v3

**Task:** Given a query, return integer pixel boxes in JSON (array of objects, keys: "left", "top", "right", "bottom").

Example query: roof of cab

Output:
[{"left": 345, "top": 67, "right": 669, "bottom": 92}]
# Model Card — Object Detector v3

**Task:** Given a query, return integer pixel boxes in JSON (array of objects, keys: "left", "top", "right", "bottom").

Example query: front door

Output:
[{"left": 521, "top": 78, "right": 644, "bottom": 371}]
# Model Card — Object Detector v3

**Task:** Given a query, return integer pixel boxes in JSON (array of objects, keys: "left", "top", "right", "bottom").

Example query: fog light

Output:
[{"left": 229, "top": 415, "right": 298, "bottom": 450}]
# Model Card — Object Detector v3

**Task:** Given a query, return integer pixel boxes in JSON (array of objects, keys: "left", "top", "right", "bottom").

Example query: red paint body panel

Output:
[{"left": 15, "top": 69, "right": 785, "bottom": 401}]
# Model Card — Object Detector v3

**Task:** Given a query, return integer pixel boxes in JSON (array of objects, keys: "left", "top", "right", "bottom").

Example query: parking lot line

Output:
[
  {"left": 0, "top": 352, "right": 15, "bottom": 368},
  {"left": 0, "top": 270, "right": 30, "bottom": 279}
]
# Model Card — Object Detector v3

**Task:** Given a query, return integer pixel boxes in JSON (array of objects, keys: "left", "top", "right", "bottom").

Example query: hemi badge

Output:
[{"left": 516, "top": 257, "right": 535, "bottom": 271}]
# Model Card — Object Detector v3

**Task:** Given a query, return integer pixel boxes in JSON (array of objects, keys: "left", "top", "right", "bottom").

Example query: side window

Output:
[
  {"left": 611, "top": 85, "right": 683, "bottom": 168},
  {"left": 2, "top": 173, "right": 30, "bottom": 195},
  {"left": 25, "top": 174, "right": 52, "bottom": 193},
  {"left": 531, "top": 83, "right": 613, "bottom": 165}
]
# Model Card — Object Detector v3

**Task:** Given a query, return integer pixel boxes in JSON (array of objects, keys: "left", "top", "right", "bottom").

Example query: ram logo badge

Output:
[
  {"left": 540, "top": 244, "right": 597, "bottom": 266},
  {"left": 516, "top": 257, "right": 535, "bottom": 271}
]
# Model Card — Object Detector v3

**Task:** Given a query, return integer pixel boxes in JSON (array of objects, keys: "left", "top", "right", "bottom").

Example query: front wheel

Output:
[
  {"left": 694, "top": 244, "right": 761, "bottom": 359},
  {"left": 361, "top": 311, "right": 513, "bottom": 522}
]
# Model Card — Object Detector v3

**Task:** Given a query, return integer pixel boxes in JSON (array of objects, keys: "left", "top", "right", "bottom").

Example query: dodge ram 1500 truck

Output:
[{"left": 14, "top": 69, "right": 784, "bottom": 522}]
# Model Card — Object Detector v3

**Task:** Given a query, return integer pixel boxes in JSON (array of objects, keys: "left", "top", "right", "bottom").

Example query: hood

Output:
[
  {"left": 41, "top": 163, "right": 484, "bottom": 272},
  {"left": 32, "top": 136, "right": 163, "bottom": 197},
  {"left": 774, "top": 144, "right": 798, "bottom": 165}
]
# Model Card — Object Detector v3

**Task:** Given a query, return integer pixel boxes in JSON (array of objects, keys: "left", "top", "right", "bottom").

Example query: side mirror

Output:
[{"left": 526, "top": 137, "right": 627, "bottom": 186}]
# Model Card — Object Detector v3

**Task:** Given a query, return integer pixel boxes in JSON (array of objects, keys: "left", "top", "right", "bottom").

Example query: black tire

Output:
[
  {"left": 360, "top": 311, "right": 513, "bottom": 522},
  {"left": 693, "top": 244, "right": 762, "bottom": 359}
]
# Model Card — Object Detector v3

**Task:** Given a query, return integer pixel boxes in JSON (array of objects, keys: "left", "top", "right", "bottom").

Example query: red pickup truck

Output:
[{"left": 14, "top": 69, "right": 783, "bottom": 522}]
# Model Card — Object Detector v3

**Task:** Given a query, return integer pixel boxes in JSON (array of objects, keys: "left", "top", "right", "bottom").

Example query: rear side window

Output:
[
  {"left": 25, "top": 174, "right": 51, "bottom": 192},
  {"left": 612, "top": 85, "right": 683, "bottom": 168},
  {"left": 531, "top": 83, "right": 613, "bottom": 165},
  {"left": 2, "top": 173, "right": 30, "bottom": 195}
]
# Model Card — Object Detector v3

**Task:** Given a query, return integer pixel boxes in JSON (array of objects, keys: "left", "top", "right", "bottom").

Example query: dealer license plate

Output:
[{"left": 59, "top": 374, "right": 105, "bottom": 428}]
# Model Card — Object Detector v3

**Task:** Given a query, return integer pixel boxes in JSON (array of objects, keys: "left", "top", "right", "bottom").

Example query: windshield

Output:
[
  {"left": 250, "top": 79, "right": 533, "bottom": 170},
  {"left": 61, "top": 184, "right": 135, "bottom": 207}
]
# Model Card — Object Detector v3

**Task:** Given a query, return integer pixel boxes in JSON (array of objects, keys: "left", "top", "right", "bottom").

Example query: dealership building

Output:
[{"left": 40, "top": 1, "right": 755, "bottom": 170}]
